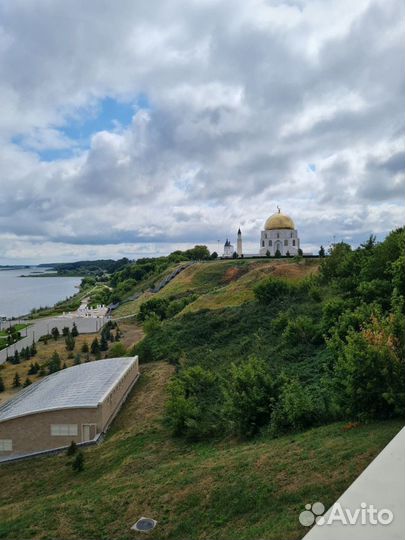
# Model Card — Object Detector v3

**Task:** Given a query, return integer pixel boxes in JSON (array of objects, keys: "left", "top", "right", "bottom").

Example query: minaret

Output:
[{"left": 237, "top": 228, "right": 243, "bottom": 256}]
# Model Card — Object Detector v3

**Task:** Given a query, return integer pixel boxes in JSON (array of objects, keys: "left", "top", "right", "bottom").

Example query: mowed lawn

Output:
[{"left": 0, "top": 361, "right": 402, "bottom": 540}]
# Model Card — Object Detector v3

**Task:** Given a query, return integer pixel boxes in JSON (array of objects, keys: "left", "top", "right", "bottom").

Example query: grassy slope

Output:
[{"left": 0, "top": 362, "right": 402, "bottom": 540}]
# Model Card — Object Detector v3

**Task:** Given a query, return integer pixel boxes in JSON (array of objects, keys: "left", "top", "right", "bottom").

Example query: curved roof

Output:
[
  {"left": 264, "top": 211, "right": 295, "bottom": 230},
  {"left": 0, "top": 357, "right": 137, "bottom": 423}
]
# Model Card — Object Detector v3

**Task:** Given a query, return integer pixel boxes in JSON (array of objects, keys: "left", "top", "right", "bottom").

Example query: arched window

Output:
[
  {"left": 292, "top": 240, "right": 296, "bottom": 246},
  {"left": 284, "top": 239, "right": 288, "bottom": 246}
]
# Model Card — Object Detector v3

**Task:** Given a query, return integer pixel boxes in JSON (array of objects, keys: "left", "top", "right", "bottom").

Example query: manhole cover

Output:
[{"left": 131, "top": 517, "right": 157, "bottom": 533}]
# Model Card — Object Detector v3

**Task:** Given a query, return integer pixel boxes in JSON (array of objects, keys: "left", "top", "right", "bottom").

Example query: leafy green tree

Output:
[
  {"left": 333, "top": 315, "right": 405, "bottom": 419},
  {"left": 30, "top": 341, "right": 37, "bottom": 356},
  {"left": 319, "top": 245, "right": 325, "bottom": 257},
  {"left": 51, "top": 327, "right": 60, "bottom": 341},
  {"left": 62, "top": 326, "right": 70, "bottom": 337},
  {"left": 12, "top": 350, "right": 20, "bottom": 365},
  {"left": 81, "top": 341, "right": 89, "bottom": 354},
  {"left": 0, "top": 376, "right": 4, "bottom": 392},
  {"left": 23, "top": 377, "right": 32, "bottom": 387},
  {"left": 100, "top": 334, "right": 108, "bottom": 352},
  {"left": 265, "top": 249, "right": 270, "bottom": 257},
  {"left": 73, "top": 354, "right": 81, "bottom": 365},
  {"left": 274, "top": 249, "right": 282, "bottom": 258},
  {"left": 13, "top": 372, "right": 21, "bottom": 388},
  {"left": 232, "top": 251, "right": 238, "bottom": 259},
  {"left": 210, "top": 251, "right": 218, "bottom": 260}
]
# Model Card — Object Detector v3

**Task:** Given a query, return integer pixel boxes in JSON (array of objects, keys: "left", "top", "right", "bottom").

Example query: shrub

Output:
[
  {"left": 107, "top": 342, "right": 127, "bottom": 358},
  {"left": 72, "top": 452, "right": 84, "bottom": 472},
  {"left": 67, "top": 441, "right": 78, "bottom": 456},
  {"left": 225, "top": 357, "right": 277, "bottom": 438}
]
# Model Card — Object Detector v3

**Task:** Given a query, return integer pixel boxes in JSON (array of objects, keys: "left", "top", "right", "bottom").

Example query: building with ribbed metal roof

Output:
[{"left": 0, "top": 356, "right": 139, "bottom": 461}]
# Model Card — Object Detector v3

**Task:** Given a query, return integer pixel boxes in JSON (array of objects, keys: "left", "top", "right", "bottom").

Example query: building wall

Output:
[
  {"left": 0, "top": 356, "right": 140, "bottom": 459},
  {"left": 0, "top": 407, "right": 99, "bottom": 458},
  {"left": 99, "top": 356, "right": 139, "bottom": 430},
  {"left": 259, "top": 229, "right": 300, "bottom": 256}
]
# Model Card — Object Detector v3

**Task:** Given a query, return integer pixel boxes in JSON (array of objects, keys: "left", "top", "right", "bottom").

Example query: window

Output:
[
  {"left": 291, "top": 232, "right": 293, "bottom": 238},
  {"left": 0, "top": 439, "right": 12, "bottom": 451},
  {"left": 292, "top": 240, "right": 296, "bottom": 246},
  {"left": 277, "top": 233, "right": 280, "bottom": 238},
  {"left": 51, "top": 424, "right": 78, "bottom": 436},
  {"left": 262, "top": 240, "right": 264, "bottom": 247},
  {"left": 269, "top": 240, "right": 272, "bottom": 246},
  {"left": 284, "top": 239, "right": 288, "bottom": 246}
]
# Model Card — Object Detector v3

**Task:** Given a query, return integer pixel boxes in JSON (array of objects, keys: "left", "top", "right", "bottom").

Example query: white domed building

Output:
[{"left": 259, "top": 208, "right": 300, "bottom": 256}]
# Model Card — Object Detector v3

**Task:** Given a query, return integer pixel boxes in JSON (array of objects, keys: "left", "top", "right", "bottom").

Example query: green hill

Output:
[{"left": 0, "top": 362, "right": 402, "bottom": 540}]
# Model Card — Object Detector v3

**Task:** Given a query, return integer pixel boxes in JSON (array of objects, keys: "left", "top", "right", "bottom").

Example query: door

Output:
[{"left": 82, "top": 424, "right": 91, "bottom": 442}]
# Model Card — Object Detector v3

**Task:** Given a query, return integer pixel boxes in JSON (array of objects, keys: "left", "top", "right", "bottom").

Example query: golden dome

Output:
[{"left": 264, "top": 210, "right": 295, "bottom": 230}]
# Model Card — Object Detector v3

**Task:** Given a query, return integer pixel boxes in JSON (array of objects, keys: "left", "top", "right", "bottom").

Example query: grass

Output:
[{"left": 0, "top": 361, "right": 402, "bottom": 540}]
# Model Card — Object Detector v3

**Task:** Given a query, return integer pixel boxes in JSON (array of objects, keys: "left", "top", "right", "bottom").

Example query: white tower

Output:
[{"left": 237, "top": 228, "right": 243, "bottom": 256}]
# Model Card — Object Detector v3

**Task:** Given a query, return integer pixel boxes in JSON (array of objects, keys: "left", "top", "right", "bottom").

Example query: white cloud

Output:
[{"left": 0, "top": 0, "right": 403, "bottom": 263}]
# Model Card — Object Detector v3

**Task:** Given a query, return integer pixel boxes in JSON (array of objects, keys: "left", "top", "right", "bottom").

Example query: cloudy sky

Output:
[{"left": 0, "top": 0, "right": 403, "bottom": 263}]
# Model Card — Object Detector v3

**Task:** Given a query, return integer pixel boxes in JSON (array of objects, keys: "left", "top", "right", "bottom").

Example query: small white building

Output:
[
  {"left": 77, "top": 303, "right": 108, "bottom": 318},
  {"left": 259, "top": 208, "right": 300, "bottom": 256},
  {"left": 223, "top": 239, "right": 234, "bottom": 257}
]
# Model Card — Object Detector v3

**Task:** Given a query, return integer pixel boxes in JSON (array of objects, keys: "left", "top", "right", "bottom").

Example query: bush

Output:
[
  {"left": 254, "top": 277, "right": 293, "bottom": 303},
  {"left": 165, "top": 366, "right": 225, "bottom": 440},
  {"left": 67, "top": 441, "right": 78, "bottom": 456},
  {"left": 107, "top": 342, "right": 127, "bottom": 358},
  {"left": 225, "top": 357, "right": 277, "bottom": 438},
  {"left": 72, "top": 452, "right": 84, "bottom": 472}
]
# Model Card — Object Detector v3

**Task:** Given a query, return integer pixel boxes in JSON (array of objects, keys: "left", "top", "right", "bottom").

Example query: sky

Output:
[{"left": 0, "top": 0, "right": 403, "bottom": 264}]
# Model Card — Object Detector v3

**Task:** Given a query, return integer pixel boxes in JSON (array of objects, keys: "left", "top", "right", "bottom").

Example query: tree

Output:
[
  {"left": 298, "top": 248, "right": 303, "bottom": 256},
  {"left": 274, "top": 249, "right": 282, "bottom": 258},
  {"left": 0, "top": 376, "right": 4, "bottom": 392},
  {"left": 13, "top": 372, "right": 21, "bottom": 388},
  {"left": 71, "top": 323, "right": 79, "bottom": 337},
  {"left": 90, "top": 337, "right": 100, "bottom": 355},
  {"left": 12, "top": 350, "right": 20, "bottom": 365},
  {"left": 51, "top": 327, "right": 60, "bottom": 341},
  {"left": 210, "top": 251, "right": 218, "bottom": 260},
  {"left": 72, "top": 452, "right": 84, "bottom": 472},
  {"left": 30, "top": 341, "right": 37, "bottom": 356},
  {"left": 23, "top": 377, "right": 32, "bottom": 387},
  {"left": 265, "top": 250, "right": 270, "bottom": 257},
  {"left": 65, "top": 333, "right": 75, "bottom": 352},
  {"left": 319, "top": 245, "right": 325, "bottom": 257},
  {"left": 67, "top": 441, "right": 78, "bottom": 456},
  {"left": 100, "top": 334, "right": 108, "bottom": 352},
  {"left": 62, "top": 326, "right": 70, "bottom": 337},
  {"left": 27, "top": 362, "right": 38, "bottom": 375},
  {"left": 286, "top": 251, "right": 291, "bottom": 257},
  {"left": 73, "top": 354, "right": 81, "bottom": 365},
  {"left": 48, "top": 351, "right": 61, "bottom": 374},
  {"left": 232, "top": 251, "right": 238, "bottom": 259},
  {"left": 81, "top": 341, "right": 89, "bottom": 354}
]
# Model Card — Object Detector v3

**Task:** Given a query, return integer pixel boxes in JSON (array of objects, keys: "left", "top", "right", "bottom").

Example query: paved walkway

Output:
[
  {"left": 303, "top": 426, "right": 405, "bottom": 540},
  {"left": 0, "top": 316, "right": 106, "bottom": 364}
]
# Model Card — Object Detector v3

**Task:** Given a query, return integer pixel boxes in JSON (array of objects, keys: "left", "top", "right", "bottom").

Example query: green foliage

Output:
[
  {"left": 12, "top": 372, "right": 21, "bottom": 388},
  {"left": 48, "top": 351, "right": 62, "bottom": 374},
  {"left": 254, "top": 277, "right": 293, "bottom": 303},
  {"left": 65, "top": 333, "right": 75, "bottom": 351},
  {"left": 225, "top": 357, "right": 277, "bottom": 438},
  {"left": 51, "top": 327, "right": 60, "bottom": 340},
  {"left": 66, "top": 441, "right": 78, "bottom": 456},
  {"left": 0, "top": 376, "right": 4, "bottom": 392},
  {"left": 81, "top": 341, "right": 89, "bottom": 353},
  {"left": 90, "top": 337, "right": 100, "bottom": 355},
  {"left": 71, "top": 323, "right": 79, "bottom": 337},
  {"left": 166, "top": 366, "right": 225, "bottom": 440},
  {"left": 107, "top": 342, "right": 127, "bottom": 358},
  {"left": 72, "top": 451, "right": 84, "bottom": 472}
]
